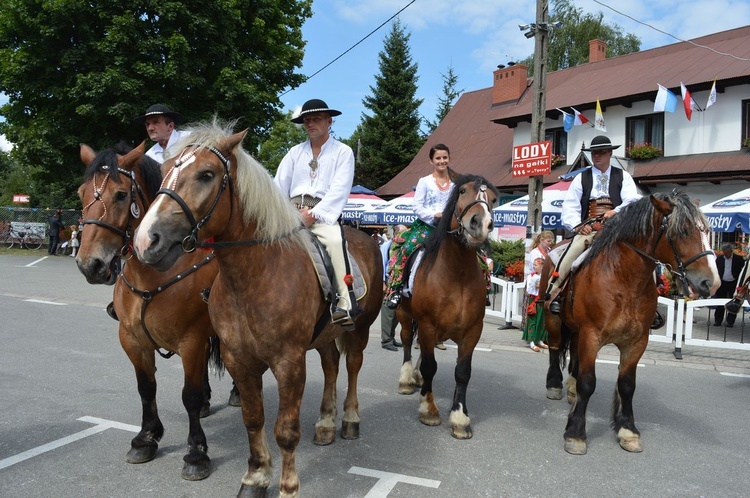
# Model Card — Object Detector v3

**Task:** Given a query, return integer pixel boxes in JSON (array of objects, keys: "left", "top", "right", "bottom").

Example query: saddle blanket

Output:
[{"left": 304, "top": 235, "right": 366, "bottom": 302}]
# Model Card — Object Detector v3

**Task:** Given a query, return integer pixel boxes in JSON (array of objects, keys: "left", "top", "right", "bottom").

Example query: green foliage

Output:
[
  {"left": 519, "top": 0, "right": 641, "bottom": 74},
  {"left": 356, "top": 20, "right": 424, "bottom": 190},
  {"left": 0, "top": 0, "right": 312, "bottom": 208},
  {"left": 425, "top": 65, "right": 463, "bottom": 134},
  {"left": 489, "top": 239, "right": 526, "bottom": 275},
  {"left": 256, "top": 110, "right": 309, "bottom": 175}
]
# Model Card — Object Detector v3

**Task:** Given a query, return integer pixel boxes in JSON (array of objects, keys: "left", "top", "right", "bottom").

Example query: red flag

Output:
[{"left": 680, "top": 82, "right": 696, "bottom": 121}]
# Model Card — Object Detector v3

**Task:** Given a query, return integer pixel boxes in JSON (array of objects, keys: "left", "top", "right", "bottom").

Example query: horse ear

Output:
[
  {"left": 649, "top": 194, "right": 673, "bottom": 215},
  {"left": 119, "top": 142, "right": 146, "bottom": 171},
  {"left": 80, "top": 144, "right": 97, "bottom": 167},
  {"left": 220, "top": 129, "right": 249, "bottom": 155}
]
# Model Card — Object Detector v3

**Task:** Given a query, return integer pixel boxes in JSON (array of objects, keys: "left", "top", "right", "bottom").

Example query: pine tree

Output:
[
  {"left": 425, "top": 66, "right": 463, "bottom": 134},
  {"left": 356, "top": 20, "right": 424, "bottom": 190}
]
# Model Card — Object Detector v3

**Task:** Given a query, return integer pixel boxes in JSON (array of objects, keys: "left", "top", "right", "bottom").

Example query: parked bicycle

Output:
[{"left": 1, "top": 223, "right": 45, "bottom": 250}]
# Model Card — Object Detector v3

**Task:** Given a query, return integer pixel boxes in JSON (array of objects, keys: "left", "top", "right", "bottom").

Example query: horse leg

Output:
[
  {"left": 545, "top": 316, "right": 564, "bottom": 400},
  {"left": 398, "top": 318, "right": 419, "bottom": 394},
  {"left": 200, "top": 358, "right": 211, "bottom": 418},
  {"left": 449, "top": 348, "right": 475, "bottom": 439},
  {"left": 270, "top": 355, "right": 306, "bottom": 498},
  {"left": 566, "top": 328, "right": 580, "bottom": 404},
  {"left": 563, "top": 334, "right": 596, "bottom": 455},
  {"left": 121, "top": 332, "right": 164, "bottom": 465},
  {"left": 340, "top": 328, "right": 368, "bottom": 440},
  {"left": 180, "top": 341, "right": 212, "bottom": 480},
  {"left": 228, "top": 380, "right": 241, "bottom": 407},
  {"left": 236, "top": 369, "right": 273, "bottom": 498},
  {"left": 313, "top": 342, "right": 339, "bottom": 446},
  {"left": 612, "top": 342, "right": 648, "bottom": 453},
  {"left": 417, "top": 327, "right": 440, "bottom": 426}
]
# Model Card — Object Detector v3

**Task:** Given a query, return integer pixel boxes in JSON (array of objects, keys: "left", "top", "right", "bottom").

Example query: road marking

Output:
[
  {"left": 24, "top": 299, "right": 67, "bottom": 306},
  {"left": 25, "top": 257, "right": 48, "bottom": 267},
  {"left": 0, "top": 416, "right": 139, "bottom": 470},
  {"left": 720, "top": 372, "right": 750, "bottom": 378},
  {"left": 348, "top": 466, "right": 440, "bottom": 497},
  {"left": 443, "top": 344, "right": 492, "bottom": 352},
  {"left": 596, "top": 359, "right": 644, "bottom": 368}
]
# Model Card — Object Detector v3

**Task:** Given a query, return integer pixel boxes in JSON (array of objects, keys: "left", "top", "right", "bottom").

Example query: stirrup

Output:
[
  {"left": 650, "top": 310, "right": 665, "bottom": 330},
  {"left": 548, "top": 300, "right": 562, "bottom": 315},
  {"left": 386, "top": 289, "right": 402, "bottom": 310},
  {"left": 725, "top": 298, "right": 743, "bottom": 315}
]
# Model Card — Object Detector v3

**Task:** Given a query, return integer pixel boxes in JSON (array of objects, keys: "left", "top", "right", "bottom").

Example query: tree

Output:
[
  {"left": 425, "top": 65, "right": 463, "bottom": 134},
  {"left": 0, "top": 0, "right": 312, "bottom": 207},
  {"left": 519, "top": 0, "right": 641, "bottom": 74},
  {"left": 357, "top": 20, "right": 424, "bottom": 190},
  {"left": 256, "top": 110, "right": 308, "bottom": 176}
]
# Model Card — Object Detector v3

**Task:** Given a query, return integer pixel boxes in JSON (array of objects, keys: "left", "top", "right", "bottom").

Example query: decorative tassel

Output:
[{"left": 343, "top": 274, "right": 354, "bottom": 286}]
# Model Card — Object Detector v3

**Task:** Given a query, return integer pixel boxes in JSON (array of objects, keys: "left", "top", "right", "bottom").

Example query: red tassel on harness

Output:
[
  {"left": 200, "top": 237, "right": 215, "bottom": 251},
  {"left": 343, "top": 274, "right": 354, "bottom": 286},
  {"left": 552, "top": 271, "right": 560, "bottom": 278}
]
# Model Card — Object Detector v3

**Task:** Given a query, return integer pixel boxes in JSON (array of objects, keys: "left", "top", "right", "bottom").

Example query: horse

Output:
[
  {"left": 131, "top": 121, "right": 383, "bottom": 497},
  {"left": 395, "top": 173, "right": 499, "bottom": 439},
  {"left": 540, "top": 192, "right": 719, "bottom": 455},
  {"left": 75, "top": 142, "right": 227, "bottom": 480}
]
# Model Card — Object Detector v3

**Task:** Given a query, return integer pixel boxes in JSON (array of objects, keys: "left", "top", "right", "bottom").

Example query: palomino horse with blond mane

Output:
[
  {"left": 76, "top": 143, "right": 224, "bottom": 480},
  {"left": 540, "top": 192, "right": 718, "bottom": 455},
  {"left": 132, "top": 121, "right": 382, "bottom": 497},
  {"left": 395, "top": 172, "right": 499, "bottom": 439}
]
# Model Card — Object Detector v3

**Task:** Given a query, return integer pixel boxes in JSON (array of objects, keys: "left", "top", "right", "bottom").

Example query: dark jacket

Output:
[
  {"left": 48, "top": 215, "right": 63, "bottom": 237},
  {"left": 716, "top": 253, "right": 744, "bottom": 282}
]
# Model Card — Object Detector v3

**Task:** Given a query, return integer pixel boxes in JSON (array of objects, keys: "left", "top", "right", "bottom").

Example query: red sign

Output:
[
  {"left": 512, "top": 140, "right": 552, "bottom": 177},
  {"left": 12, "top": 194, "right": 30, "bottom": 203}
]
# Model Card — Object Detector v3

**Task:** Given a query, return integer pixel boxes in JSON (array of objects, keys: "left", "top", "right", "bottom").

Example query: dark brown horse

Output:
[
  {"left": 132, "top": 121, "right": 383, "bottom": 497},
  {"left": 76, "top": 143, "right": 223, "bottom": 480},
  {"left": 541, "top": 192, "right": 719, "bottom": 455},
  {"left": 395, "top": 173, "right": 498, "bottom": 439}
]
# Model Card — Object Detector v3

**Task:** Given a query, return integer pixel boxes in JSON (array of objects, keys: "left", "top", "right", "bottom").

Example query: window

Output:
[
  {"left": 545, "top": 127, "right": 567, "bottom": 166},
  {"left": 625, "top": 113, "right": 664, "bottom": 157},
  {"left": 742, "top": 99, "right": 750, "bottom": 146}
]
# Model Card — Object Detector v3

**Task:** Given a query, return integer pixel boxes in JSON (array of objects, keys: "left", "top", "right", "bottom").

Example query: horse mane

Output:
[
  {"left": 579, "top": 191, "right": 707, "bottom": 271},
  {"left": 176, "top": 119, "right": 307, "bottom": 248},
  {"left": 421, "top": 171, "right": 499, "bottom": 268},
  {"left": 83, "top": 142, "right": 162, "bottom": 198}
]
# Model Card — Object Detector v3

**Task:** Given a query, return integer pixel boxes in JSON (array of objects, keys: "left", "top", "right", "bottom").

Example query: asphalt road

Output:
[{"left": 1, "top": 253, "right": 749, "bottom": 497}]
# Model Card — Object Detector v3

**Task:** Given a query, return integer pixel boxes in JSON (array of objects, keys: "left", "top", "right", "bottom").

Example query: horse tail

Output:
[
  {"left": 335, "top": 335, "right": 349, "bottom": 357},
  {"left": 208, "top": 335, "right": 226, "bottom": 377},
  {"left": 559, "top": 322, "right": 572, "bottom": 371}
]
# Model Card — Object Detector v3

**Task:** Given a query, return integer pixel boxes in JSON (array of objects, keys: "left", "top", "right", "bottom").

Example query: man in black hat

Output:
[
  {"left": 545, "top": 135, "right": 641, "bottom": 314},
  {"left": 274, "top": 99, "right": 358, "bottom": 326},
  {"left": 135, "top": 104, "right": 187, "bottom": 164}
]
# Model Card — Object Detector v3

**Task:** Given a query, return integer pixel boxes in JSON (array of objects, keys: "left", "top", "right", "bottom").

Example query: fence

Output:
[
  {"left": 1, "top": 207, "right": 81, "bottom": 245},
  {"left": 486, "top": 276, "right": 750, "bottom": 357}
]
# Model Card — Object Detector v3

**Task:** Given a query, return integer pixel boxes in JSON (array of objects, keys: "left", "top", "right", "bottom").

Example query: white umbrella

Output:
[
  {"left": 341, "top": 193, "right": 387, "bottom": 221},
  {"left": 700, "top": 187, "right": 750, "bottom": 233},
  {"left": 492, "top": 180, "right": 572, "bottom": 229},
  {"left": 361, "top": 191, "right": 416, "bottom": 225}
]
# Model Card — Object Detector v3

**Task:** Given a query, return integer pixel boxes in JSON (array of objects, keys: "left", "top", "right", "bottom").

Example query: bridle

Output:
[
  {"left": 82, "top": 165, "right": 149, "bottom": 258},
  {"left": 449, "top": 182, "right": 494, "bottom": 243},
  {"left": 624, "top": 211, "right": 714, "bottom": 297}
]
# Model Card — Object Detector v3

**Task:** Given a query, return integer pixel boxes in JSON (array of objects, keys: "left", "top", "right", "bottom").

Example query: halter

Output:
[
  {"left": 624, "top": 212, "right": 714, "bottom": 297},
  {"left": 82, "top": 165, "right": 148, "bottom": 258},
  {"left": 450, "top": 183, "right": 493, "bottom": 243}
]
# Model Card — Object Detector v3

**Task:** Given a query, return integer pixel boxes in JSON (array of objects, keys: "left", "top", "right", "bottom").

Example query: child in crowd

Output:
[
  {"left": 523, "top": 257, "right": 548, "bottom": 352},
  {"left": 69, "top": 225, "right": 79, "bottom": 257}
]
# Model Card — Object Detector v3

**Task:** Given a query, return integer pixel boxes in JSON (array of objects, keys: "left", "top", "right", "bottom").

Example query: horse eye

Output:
[
  {"left": 115, "top": 191, "right": 128, "bottom": 202},
  {"left": 460, "top": 187, "right": 466, "bottom": 194},
  {"left": 199, "top": 170, "right": 214, "bottom": 182}
]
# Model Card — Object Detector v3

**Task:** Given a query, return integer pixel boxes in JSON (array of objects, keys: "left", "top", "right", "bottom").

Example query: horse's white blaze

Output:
[{"left": 133, "top": 194, "right": 165, "bottom": 252}]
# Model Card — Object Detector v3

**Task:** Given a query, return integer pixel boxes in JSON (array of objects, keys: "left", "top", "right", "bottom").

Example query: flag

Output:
[
  {"left": 680, "top": 82, "right": 697, "bottom": 120},
  {"left": 594, "top": 99, "right": 606, "bottom": 132},
  {"left": 706, "top": 79, "right": 717, "bottom": 109},
  {"left": 571, "top": 107, "right": 590, "bottom": 126},
  {"left": 558, "top": 109, "right": 574, "bottom": 132},
  {"left": 654, "top": 84, "right": 678, "bottom": 113}
]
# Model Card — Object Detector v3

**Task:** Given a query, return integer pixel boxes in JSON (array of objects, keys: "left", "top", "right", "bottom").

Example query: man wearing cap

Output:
[
  {"left": 546, "top": 135, "right": 640, "bottom": 314},
  {"left": 274, "top": 99, "right": 357, "bottom": 326},
  {"left": 135, "top": 104, "right": 188, "bottom": 164}
]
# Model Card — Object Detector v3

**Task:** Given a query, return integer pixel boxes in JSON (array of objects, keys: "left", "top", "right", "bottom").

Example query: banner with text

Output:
[{"left": 512, "top": 140, "right": 552, "bottom": 177}]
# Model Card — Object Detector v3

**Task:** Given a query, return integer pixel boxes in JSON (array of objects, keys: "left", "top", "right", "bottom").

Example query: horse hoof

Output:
[
  {"left": 340, "top": 421, "right": 360, "bottom": 440},
  {"left": 199, "top": 404, "right": 210, "bottom": 418},
  {"left": 228, "top": 390, "right": 241, "bottom": 407},
  {"left": 312, "top": 426, "right": 336, "bottom": 446},
  {"left": 618, "top": 429, "right": 643, "bottom": 453},
  {"left": 564, "top": 438, "right": 587, "bottom": 455},
  {"left": 398, "top": 383, "right": 416, "bottom": 395},
  {"left": 238, "top": 483, "right": 267, "bottom": 498},
  {"left": 182, "top": 460, "right": 211, "bottom": 481},
  {"left": 126, "top": 444, "right": 158, "bottom": 464},
  {"left": 546, "top": 387, "right": 563, "bottom": 400},
  {"left": 419, "top": 414, "right": 441, "bottom": 426},
  {"left": 451, "top": 425, "right": 473, "bottom": 439}
]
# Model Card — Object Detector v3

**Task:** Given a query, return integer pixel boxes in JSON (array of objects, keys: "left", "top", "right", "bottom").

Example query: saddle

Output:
[{"left": 304, "top": 232, "right": 366, "bottom": 304}]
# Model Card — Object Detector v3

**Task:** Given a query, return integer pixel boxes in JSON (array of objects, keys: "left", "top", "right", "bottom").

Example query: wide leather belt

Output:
[
  {"left": 290, "top": 195, "right": 322, "bottom": 209},
  {"left": 588, "top": 197, "right": 614, "bottom": 217}
]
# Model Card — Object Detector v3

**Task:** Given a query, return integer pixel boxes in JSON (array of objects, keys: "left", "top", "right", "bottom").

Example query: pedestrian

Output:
[
  {"left": 712, "top": 243, "right": 744, "bottom": 327},
  {"left": 380, "top": 225, "right": 408, "bottom": 351},
  {"left": 47, "top": 208, "right": 64, "bottom": 255},
  {"left": 545, "top": 135, "right": 641, "bottom": 314},
  {"left": 69, "top": 225, "right": 80, "bottom": 257},
  {"left": 274, "top": 98, "right": 357, "bottom": 326},
  {"left": 135, "top": 104, "right": 188, "bottom": 164},
  {"left": 523, "top": 257, "right": 547, "bottom": 351}
]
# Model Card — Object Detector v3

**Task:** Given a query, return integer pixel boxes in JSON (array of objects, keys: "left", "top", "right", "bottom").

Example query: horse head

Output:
[
  {"left": 76, "top": 142, "right": 160, "bottom": 284},
  {"left": 444, "top": 170, "right": 499, "bottom": 246},
  {"left": 133, "top": 124, "right": 249, "bottom": 272}
]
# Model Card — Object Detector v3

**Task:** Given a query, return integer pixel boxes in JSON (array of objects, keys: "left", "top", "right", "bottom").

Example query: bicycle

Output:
[{"left": 1, "top": 224, "right": 45, "bottom": 250}]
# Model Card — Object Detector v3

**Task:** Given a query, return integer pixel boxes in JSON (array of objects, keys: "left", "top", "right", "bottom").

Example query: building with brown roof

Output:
[{"left": 379, "top": 26, "right": 750, "bottom": 207}]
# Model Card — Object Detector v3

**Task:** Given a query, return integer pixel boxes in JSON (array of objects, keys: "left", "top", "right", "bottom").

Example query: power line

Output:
[
  {"left": 592, "top": 0, "right": 750, "bottom": 61},
  {"left": 279, "top": 0, "right": 417, "bottom": 97}
]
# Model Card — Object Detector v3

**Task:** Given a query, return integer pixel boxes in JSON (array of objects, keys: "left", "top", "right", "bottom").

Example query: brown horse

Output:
[
  {"left": 541, "top": 192, "right": 719, "bottom": 455},
  {"left": 132, "top": 121, "right": 383, "bottom": 497},
  {"left": 76, "top": 143, "right": 223, "bottom": 480},
  {"left": 395, "top": 173, "right": 498, "bottom": 439}
]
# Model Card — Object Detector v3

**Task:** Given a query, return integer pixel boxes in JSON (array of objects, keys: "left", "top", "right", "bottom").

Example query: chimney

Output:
[
  {"left": 589, "top": 39, "right": 606, "bottom": 63},
  {"left": 492, "top": 63, "right": 529, "bottom": 105}
]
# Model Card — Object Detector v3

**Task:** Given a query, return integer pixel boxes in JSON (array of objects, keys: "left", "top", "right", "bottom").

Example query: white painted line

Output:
[
  {"left": 23, "top": 299, "right": 67, "bottom": 306},
  {"left": 720, "top": 372, "right": 750, "bottom": 378},
  {"left": 443, "top": 344, "right": 492, "bottom": 352},
  {"left": 0, "top": 416, "right": 139, "bottom": 470},
  {"left": 25, "top": 257, "right": 48, "bottom": 267},
  {"left": 349, "top": 466, "right": 440, "bottom": 497},
  {"left": 596, "top": 359, "right": 644, "bottom": 368}
]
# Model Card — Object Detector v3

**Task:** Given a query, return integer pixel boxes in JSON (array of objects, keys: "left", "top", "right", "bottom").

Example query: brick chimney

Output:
[
  {"left": 492, "top": 63, "right": 528, "bottom": 105},
  {"left": 589, "top": 39, "right": 606, "bottom": 63}
]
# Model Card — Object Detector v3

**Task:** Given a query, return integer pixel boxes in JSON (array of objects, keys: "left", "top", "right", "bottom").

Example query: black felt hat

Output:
[
  {"left": 290, "top": 99, "right": 342, "bottom": 124},
  {"left": 135, "top": 104, "right": 185, "bottom": 125},
  {"left": 583, "top": 135, "right": 621, "bottom": 151}
]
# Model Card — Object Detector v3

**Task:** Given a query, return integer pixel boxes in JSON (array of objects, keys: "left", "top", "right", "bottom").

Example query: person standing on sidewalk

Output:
[
  {"left": 380, "top": 225, "right": 407, "bottom": 351},
  {"left": 47, "top": 208, "right": 64, "bottom": 255},
  {"left": 713, "top": 243, "right": 744, "bottom": 327}
]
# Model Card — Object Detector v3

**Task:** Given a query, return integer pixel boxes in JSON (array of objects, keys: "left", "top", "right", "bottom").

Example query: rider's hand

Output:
[
  {"left": 603, "top": 209, "right": 617, "bottom": 219},
  {"left": 578, "top": 224, "right": 593, "bottom": 236},
  {"left": 300, "top": 208, "right": 316, "bottom": 227}
]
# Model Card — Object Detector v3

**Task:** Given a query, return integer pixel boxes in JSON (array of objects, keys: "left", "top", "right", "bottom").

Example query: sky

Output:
[
  {"left": 279, "top": 0, "right": 749, "bottom": 140},
  {"left": 0, "top": 0, "right": 747, "bottom": 151}
]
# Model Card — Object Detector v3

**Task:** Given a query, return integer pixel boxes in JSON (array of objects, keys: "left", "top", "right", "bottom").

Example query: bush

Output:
[{"left": 489, "top": 239, "right": 525, "bottom": 277}]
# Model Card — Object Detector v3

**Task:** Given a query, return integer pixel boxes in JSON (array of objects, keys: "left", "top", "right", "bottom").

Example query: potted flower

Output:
[
  {"left": 742, "top": 137, "right": 750, "bottom": 149},
  {"left": 626, "top": 142, "right": 663, "bottom": 160},
  {"left": 551, "top": 154, "right": 566, "bottom": 167}
]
